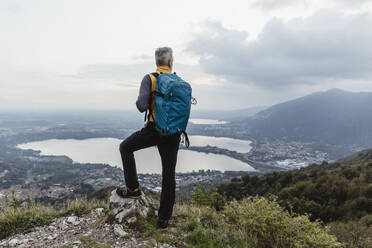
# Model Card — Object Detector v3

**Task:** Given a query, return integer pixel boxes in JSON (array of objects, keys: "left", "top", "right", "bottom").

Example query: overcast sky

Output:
[{"left": 1, "top": 0, "right": 372, "bottom": 110}]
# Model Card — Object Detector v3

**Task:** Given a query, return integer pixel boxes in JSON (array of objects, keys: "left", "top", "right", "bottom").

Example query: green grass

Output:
[
  {"left": 0, "top": 188, "right": 345, "bottom": 248},
  {"left": 0, "top": 192, "right": 107, "bottom": 240},
  {"left": 173, "top": 196, "right": 342, "bottom": 248},
  {"left": 77, "top": 235, "right": 112, "bottom": 248},
  {"left": 60, "top": 235, "right": 113, "bottom": 248},
  {"left": 116, "top": 193, "right": 342, "bottom": 248}
]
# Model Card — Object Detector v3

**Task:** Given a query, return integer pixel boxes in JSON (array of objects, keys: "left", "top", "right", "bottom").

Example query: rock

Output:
[
  {"left": 109, "top": 188, "right": 153, "bottom": 223},
  {"left": 21, "top": 239, "right": 29, "bottom": 244},
  {"left": 47, "top": 233, "right": 58, "bottom": 240},
  {"left": 131, "top": 237, "right": 137, "bottom": 244},
  {"left": 67, "top": 216, "right": 76, "bottom": 223},
  {"left": 114, "top": 224, "right": 128, "bottom": 237},
  {"left": 73, "top": 240, "right": 82, "bottom": 245},
  {"left": 94, "top": 207, "right": 104, "bottom": 216},
  {"left": 59, "top": 220, "right": 68, "bottom": 230},
  {"left": 67, "top": 216, "right": 80, "bottom": 225},
  {"left": 127, "top": 216, "right": 137, "bottom": 224},
  {"left": 8, "top": 239, "right": 20, "bottom": 247}
]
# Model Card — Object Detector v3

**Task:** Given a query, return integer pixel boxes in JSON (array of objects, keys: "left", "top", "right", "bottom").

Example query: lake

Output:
[
  {"left": 17, "top": 136, "right": 255, "bottom": 174},
  {"left": 189, "top": 119, "right": 229, "bottom": 125},
  {"left": 190, "top": 135, "right": 252, "bottom": 153}
]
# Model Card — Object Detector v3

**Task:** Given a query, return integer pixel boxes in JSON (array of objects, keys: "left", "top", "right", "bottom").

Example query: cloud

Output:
[
  {"left": 66, "top": 63, "right": 153, "bottom": 81},
  {"left": 252, "top": 0, "right": 298, "bottom": 10},
  {"left": 334, "top": 0, "right": 372, "bottom": 7},
  {"left": 133, "top": 54, "right": 153, "bottom": 61},
  {"left": 66, "top": 62, "right": 213, "bottom": 86},
  {"left": 0, "top": 1, "right": 21, "bottom": 13},
  {"left": 186, "top": 11, "right": 372, "bottom": 88},
  {"left": 251, "top": 0, "right": 372, "bottom": 10}
]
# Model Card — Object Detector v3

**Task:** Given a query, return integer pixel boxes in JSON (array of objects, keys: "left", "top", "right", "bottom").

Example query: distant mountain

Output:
[
  {"left": 190, "top": 106, "right": 267, "bottom": 121},
  {"left": 243, "top": 88, "right": 372, "bottom": 149}
]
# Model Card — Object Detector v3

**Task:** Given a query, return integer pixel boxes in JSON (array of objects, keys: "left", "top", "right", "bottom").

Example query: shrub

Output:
[
  {"left": 330, "top": 220, "right": 372, "bottom": 248},
  {"left": 186, "top": 226, "right": 244, "bottom": 248},
  {"left": 218, "top": 160, "right": 372, "bottom": 223},
  {"left": 190, "top": 185, "right": 226, "bottom": 210},
  {"left": 223, "top": 197, "right": 341, "bottom": 248},
  {"left": 175, "top": 195, "right": 341, "bottom": 248}
]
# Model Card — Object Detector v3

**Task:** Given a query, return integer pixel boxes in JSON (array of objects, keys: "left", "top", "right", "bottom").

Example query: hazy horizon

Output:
[
  {"left": 2, "top": 0, "right": 372, "bottom": 110},
  {"left": 0, "top": 87, "right": 370, "bottom": 112}
]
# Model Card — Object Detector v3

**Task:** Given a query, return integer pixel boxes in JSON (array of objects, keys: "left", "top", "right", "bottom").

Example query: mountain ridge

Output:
[{"left": 241, "top": 88, "right": 372, "bottom": 157}]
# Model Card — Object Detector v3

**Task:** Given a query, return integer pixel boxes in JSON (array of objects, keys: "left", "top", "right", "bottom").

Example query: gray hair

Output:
[{"left": 155, "top": 47, "right": 173, "bottom": 66}]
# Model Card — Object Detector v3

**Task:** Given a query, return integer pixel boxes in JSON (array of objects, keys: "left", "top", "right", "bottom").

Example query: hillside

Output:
[
  {"left": 337, "top": 148, "right": 372, "bottom": 165},
  {"left": 218, "top": 148, "right": 372, "bottom": 222},
  {"left": 216, "top": 149, "right": 372, "bottom": 247},
  {"left": 0, "top": 188, "right": 342, "bottom": 247},
  {"left": 242, "top": 89, "right": 372, "bottom": 157}
]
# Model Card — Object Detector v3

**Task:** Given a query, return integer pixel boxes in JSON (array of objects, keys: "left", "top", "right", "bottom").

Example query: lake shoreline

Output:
[{"left": 17, "top": 136, "right": 256, "bottom": 174}]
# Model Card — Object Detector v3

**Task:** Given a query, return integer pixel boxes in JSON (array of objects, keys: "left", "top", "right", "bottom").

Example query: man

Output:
[{"left": 118, "top": 47, "right": 181, "bottom": 229}]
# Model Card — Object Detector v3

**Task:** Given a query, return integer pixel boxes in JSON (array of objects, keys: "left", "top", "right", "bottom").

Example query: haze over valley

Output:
[{"left": 1, "top": 88, "right": 372, "bottom": 205}]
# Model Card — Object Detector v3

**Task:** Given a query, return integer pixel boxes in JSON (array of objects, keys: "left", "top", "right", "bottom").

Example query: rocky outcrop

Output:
[
  {"left": 109, "top": 189, "right": 154, "bottom": 224},
  {"left": 0, "top": 190, "right": 175, "bottom": 248},
  {"left": 0, "top": 205, "right": 173, "bottom": 248},
  {"left": 0, "top": 207, "right": 146, "bottom": 248}
]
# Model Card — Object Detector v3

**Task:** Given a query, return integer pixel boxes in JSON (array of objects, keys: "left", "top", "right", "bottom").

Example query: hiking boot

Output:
[
  {"left": 157, "top": 218, "right": 169, "bottom": 229},
  {"left": 116, "top": 186, "right": 141, "bottom": 199}
]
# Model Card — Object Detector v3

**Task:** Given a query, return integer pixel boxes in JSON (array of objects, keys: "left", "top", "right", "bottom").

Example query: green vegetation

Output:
[
  {"left": 60, "top": 235, "right": 113, "bottom": 248},
  {"left": 76, "top": 235, "right": 112, "bottom": 248},
  {"left": 218, "top": 160, "right": 372, "bottom": 222},
  {"left": 330, "top": 220, "right": 372, "bottom": 248},
  {"left": 216, "top": 150, "right": 372, "bottom": 247},
  {"left": 0, "top": 187, "right": 345, "bottom": 247},
  {"left": 181, "top": 189, "right": 341, "bottom": 248},
  {"left": 111, "top": 188, "right": 341, "bottom": 248},
  {"left": 0, "top": 191, "right": 107, "bottom": 240},
  {"left": 190, "top": 185, "right": 226, "bottom": 210}
]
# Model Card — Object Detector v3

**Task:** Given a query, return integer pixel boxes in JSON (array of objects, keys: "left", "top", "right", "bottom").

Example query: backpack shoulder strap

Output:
[
  {"left": 144, "top": 72, "right": 159, "bottom": 122},
  {"left": 148, "top": 72, "right": 158, "bottom": 92},
  {"left": 181, "top": 131, "right": 190, "bottom": 148},
  {"left": 150, "top": 72, "right": 159, "bottom": 78}
]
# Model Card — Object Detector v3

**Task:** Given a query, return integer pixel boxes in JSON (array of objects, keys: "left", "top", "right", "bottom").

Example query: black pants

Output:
[{"left": 119, "top": 122, "right": 181, "bottom": 220}]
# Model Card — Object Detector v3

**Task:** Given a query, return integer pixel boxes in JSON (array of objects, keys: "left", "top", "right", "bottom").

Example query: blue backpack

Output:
[{"left": 147, "top": 72, "right": 192, "bottom": 146}]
